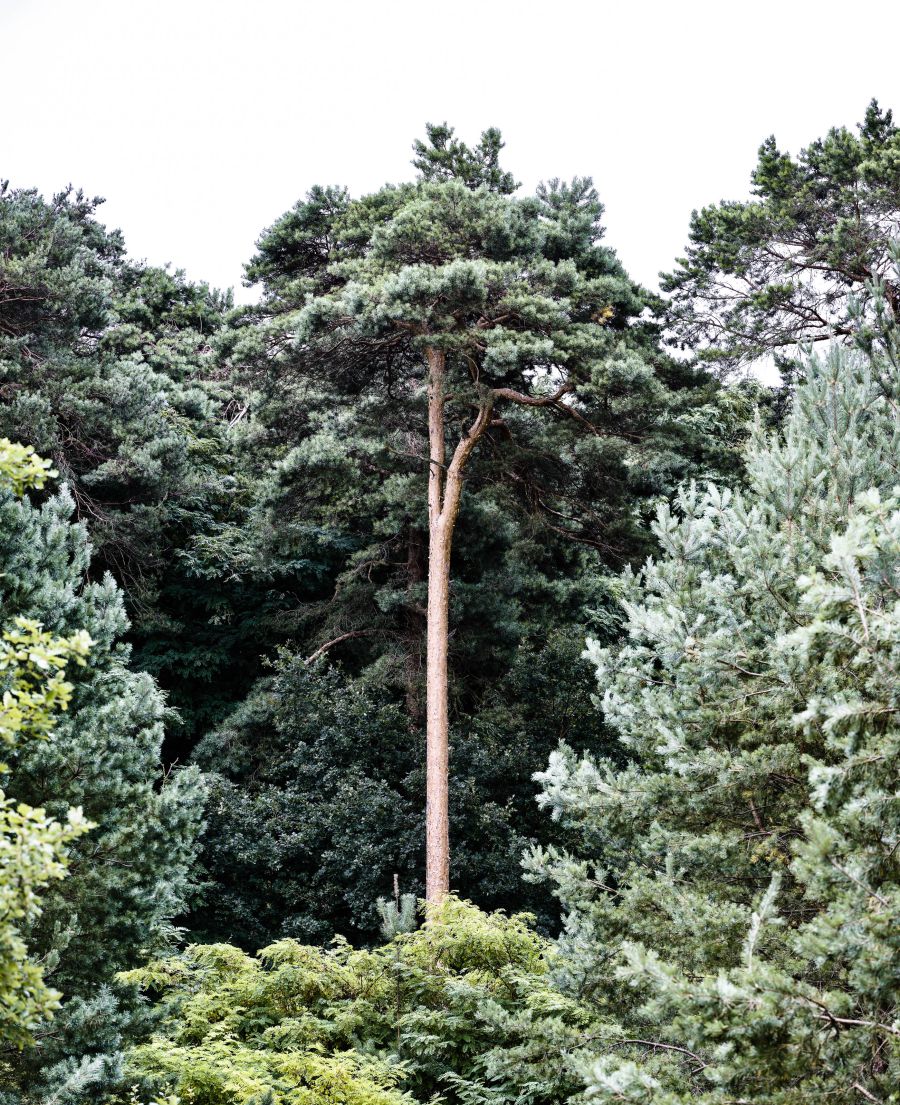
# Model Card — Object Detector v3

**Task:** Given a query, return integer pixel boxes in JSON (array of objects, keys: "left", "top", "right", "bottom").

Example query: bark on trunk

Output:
[
  {"left": 404, "top": 525, "right": 426, "bottom": 728},
  {"left": 424, "top": 347, "right": 493, "bottom": 901},
  {"left": 425, "top": 348, "right": 451, "bottom": 901},
  {"left": 425, "top": 512, "right": 452, "bottom": 900}
]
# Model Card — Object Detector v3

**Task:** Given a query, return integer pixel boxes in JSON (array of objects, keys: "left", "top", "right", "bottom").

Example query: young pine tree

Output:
[
  {"left": 528, "top": 283, "right": 900, "bottom": 1102},
  {"left": 0, "top": 440, "right": 91, "bottom": 1051}
]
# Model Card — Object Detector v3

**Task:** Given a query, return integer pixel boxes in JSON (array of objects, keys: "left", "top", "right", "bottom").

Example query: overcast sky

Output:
[{"left": 3, "top": 0, "right": 898, "bottom": 303}]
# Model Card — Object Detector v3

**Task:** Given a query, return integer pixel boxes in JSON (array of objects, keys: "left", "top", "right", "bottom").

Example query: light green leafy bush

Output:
[{"left": 111, "top": 898, "right": 600, "bottom": 1105}]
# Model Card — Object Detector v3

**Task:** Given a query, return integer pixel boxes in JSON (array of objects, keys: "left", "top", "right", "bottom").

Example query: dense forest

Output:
[{"left": 1, "top": 103, "right": 899, "bottom": 1103}]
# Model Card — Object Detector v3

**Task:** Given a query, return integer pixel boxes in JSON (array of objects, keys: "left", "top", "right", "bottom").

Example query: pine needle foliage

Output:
[
  {"left": 527, "top": 284, "right": 900, "bottom": 1101},
  {"left": 663, "top": 100, "right": 900, "bottom": 372}
]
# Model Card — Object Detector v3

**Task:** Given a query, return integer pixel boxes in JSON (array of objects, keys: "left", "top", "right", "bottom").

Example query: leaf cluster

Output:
[{"left": 110, "top": 898, "right": 597, "bottom": 1105}]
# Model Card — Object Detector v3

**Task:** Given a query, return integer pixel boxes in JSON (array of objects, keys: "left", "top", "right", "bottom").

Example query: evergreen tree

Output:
[
  {"left": 227, "top": 125, "right": 729, "bottom": 900},
  {"left": 663, "top": 100, "right": 900, "bottom": 372},
  {"left": 528, "top": 284, "right": 900, "bottom": 1101},
  {"left": 0, "top": 182, "right": 226, "bottom": 590},
  {"left": 190, "top": 622, "right": 626, "bottom": 948},
  {"left": 0, "top": 182, "right": 269, "bottom": 753},
  {"left": 0, "top": 440, "right": 91, "bottom": 1050},
  {"left": 0, "top": 443, "right": 203, "bottom": 1101},
  {"left": 190, "top": 658, "right": 421, "bottom": 947}
]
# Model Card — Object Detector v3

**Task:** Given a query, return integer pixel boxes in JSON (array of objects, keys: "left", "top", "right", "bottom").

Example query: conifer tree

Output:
[
  {"left": 528, "top": 282, "right": 900, "bottom": 1101},
  {"left": 231, "top": 126, "right": 725, "bottom": 900},
  {"left": 412, "top": 122, "right": 519, "bottom": 193},
  {"left": 663, "top": 100, "right": 900, "bottom": 372},
  {"left": 0, "top": 440, "right": 91, "bottom": 1050},
  {"left": 0, "top": 442, "right": 203, "bottom": 1100},
  {"left": 0, "top": 182, "right": 264, "bottom": 752}
]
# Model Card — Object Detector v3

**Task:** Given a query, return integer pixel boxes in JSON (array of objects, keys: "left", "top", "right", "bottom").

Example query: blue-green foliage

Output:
[
  {"left": 529, "top": 291, "right": 900, "bottom": 1101},
  {"left": 0, "top": 441, "right": 92, "bottom": 1050},
  {"left": 0, "top": 470, "right": 203, "bottom": 1100}
]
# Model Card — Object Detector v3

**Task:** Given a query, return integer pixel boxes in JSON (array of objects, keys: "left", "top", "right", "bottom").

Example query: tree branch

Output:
[
  {"left": 492, "top": 381, "right": 601, "bottom": 435},
  {"left": 304, "top": 630, "right": 377, "bottom": 664}
]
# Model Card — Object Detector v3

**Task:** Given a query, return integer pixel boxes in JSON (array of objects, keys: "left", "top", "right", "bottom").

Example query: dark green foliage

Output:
[
  {"left": 412, "top": 122, "right": 520, "bottom": 193},
  {"left": 191, "top": 660, "right": 421, "bottom": 947},
  {"left": 663, "top": 100, "right": 900, "bottom": 371},
  {"left": 227, "top": 128, "right": 736, "bottom": 696},
  {"left": 0, "top": 182, "right": 122, "bottom": 344},
  {"left": 229, "top": 126, "right": 737, "bottom": 690},
  {"left": 0, "top": 120, "right": 796, "bottom": 1097},
  {"left": 0, "top": 184, "right": 229, "bottom": 589},
  {"left": 0, "top": 181, "right": 296, "bottom": 753},
  {"left": 190, "top": 619, "right": 621, "bottom": 949}
]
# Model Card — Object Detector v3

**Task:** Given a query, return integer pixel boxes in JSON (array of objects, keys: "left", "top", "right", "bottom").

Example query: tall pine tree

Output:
[{"left": 227, "top": 125, "right": 729, "bottom": 899}]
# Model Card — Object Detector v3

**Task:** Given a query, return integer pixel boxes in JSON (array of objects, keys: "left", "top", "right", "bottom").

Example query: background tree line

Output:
[{"left": 0, "top": 101, "right": 897, "bottom": 1103}]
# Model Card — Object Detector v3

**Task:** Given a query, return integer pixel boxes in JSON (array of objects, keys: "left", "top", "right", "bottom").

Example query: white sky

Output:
[{"left": 2, "top": 0, "right": 899, "bottom": 304}]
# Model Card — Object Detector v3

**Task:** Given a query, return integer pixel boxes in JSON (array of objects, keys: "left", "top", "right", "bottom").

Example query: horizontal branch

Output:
[
  {"left": 492, "top": 381, "right": 601, "bottom": 435},
  {"left": 304, "top": 630, "right": 377, "bottom": 665}
]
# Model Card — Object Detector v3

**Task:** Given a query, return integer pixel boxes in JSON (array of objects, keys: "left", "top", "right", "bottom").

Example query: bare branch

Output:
[{"left": 304, "top": 630, "right": 377, "bottom": 665}]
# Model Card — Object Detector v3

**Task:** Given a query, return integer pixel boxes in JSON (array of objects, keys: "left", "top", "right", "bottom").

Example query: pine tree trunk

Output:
[
  {"left": 425, "top": 348, "right": 451, "bottom": 901},
  {"left": 404, "top": 525, "right": 426, "bottom": 728},
  {"left": 425, "top": 515, "right": 452, "bottom": 900},
  {"left": 423, "top": 348, "right": 494, "bottom": 901}
]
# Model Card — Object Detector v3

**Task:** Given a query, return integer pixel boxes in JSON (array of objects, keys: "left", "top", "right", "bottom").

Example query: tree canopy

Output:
[
  {"left": 528, "top": 284, "right": 900, "bottom": 1102},
  {"left": 663, "top": 100, "right": 900, "bottom": 372},
  {"left": 3, "top": 106, "right": 899, "bottom": 1104}
]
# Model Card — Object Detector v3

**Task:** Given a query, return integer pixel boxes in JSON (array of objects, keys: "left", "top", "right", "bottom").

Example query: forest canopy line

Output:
[{"left": 0, "top": 104, "right": 898, "bottom": 1103}]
